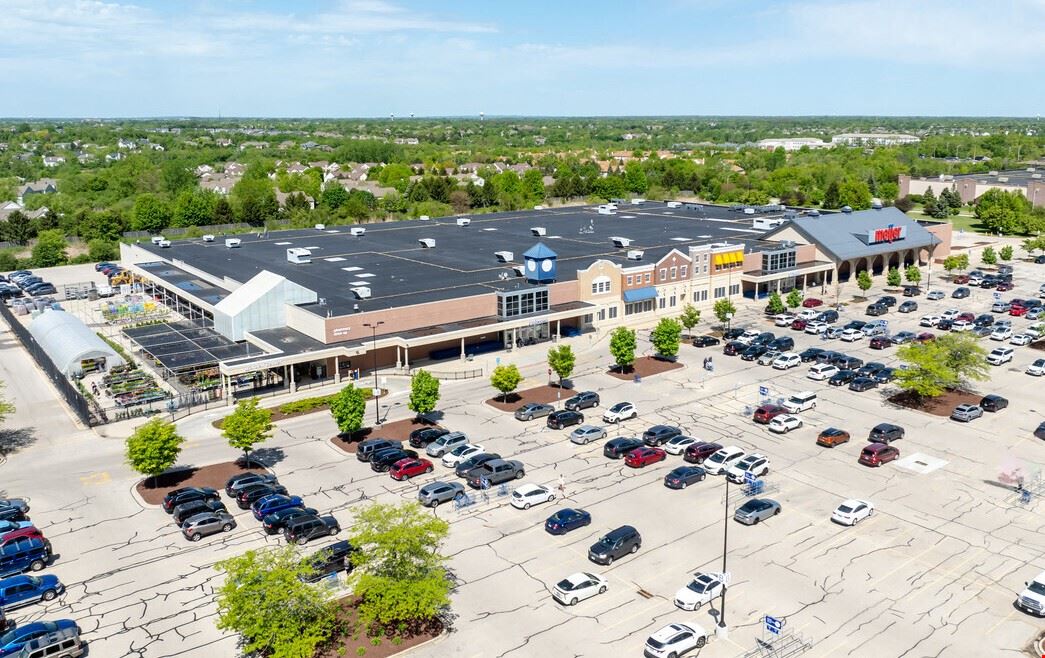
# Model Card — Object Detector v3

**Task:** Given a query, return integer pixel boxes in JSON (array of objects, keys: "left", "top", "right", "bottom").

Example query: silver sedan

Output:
[
  {"left": 733, "top": 498, "right": 781, "bottom": 525},
  {"left": 570, "top": 425, "right": 607, "bottom": 445}
]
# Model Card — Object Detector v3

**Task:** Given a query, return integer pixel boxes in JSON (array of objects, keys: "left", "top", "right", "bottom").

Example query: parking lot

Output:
[{"left": 2, "top": 254, "right": 1045, "bottom": 658}]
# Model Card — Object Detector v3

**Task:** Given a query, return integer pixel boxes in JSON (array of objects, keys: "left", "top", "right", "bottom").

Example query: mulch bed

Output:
[
  {"left": 485, "top": 384, "right": 571, "bottom": 412},
  {"left": 887, "top": 388, "right": 982, "bottom": 417},
  {"left": 135, "top": 461, "right": 267, "bottom": 505},
  {"left": 315, "top": 597, "right": 442, "bottom": 658},
  {"left": 606, "top": 355, "right": 684, "bottom": 381},
  {"left": 212, "top": 388, "right": 388, "bottom": 429},
  {"left": 331, "top": 418, "right": 439, "bottom": 454}
]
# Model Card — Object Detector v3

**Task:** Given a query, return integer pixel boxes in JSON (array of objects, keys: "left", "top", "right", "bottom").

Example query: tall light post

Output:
[
  {"left": 363, "top": 321, "right": 384, "bottom": 427},
  {"left": 718, "top": 476, "right": 731, "bottom": 639}
]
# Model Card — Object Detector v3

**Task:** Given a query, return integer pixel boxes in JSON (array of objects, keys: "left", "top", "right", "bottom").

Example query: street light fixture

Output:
[
  {"left": 718, "top": 476, "right": 731, "bottom": 639},
  {"left": 363, "top": 321, "right": 384, "bottom": 427}
]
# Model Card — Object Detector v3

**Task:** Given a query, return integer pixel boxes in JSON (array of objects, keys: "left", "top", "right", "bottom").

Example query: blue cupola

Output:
[{"left": 523, "top": 242, "right": 557, "bottom": 283}]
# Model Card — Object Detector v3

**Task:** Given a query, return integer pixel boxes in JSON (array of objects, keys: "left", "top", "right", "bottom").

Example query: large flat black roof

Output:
[{"left": 136, "top": 202, "right": 785, "bottom": 316}]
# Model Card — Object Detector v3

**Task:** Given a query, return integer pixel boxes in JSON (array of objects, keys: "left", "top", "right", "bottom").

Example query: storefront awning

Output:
[
  {"left": 622, "top": 286, "right": 658, "bottom": 303},
  {"left": 713, "top": 251, "right": 744, "bottom": 266}
]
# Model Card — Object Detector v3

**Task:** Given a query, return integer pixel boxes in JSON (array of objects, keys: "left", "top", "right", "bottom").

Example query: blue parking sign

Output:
[
  {"left": 759, "top": 386, "right": 769, "bottom": 396},
  {"left": 744, "top": 471, "right": 757, "bottom": 486},
  {"left": 765, "top": 615, "right": 783, "bottom": 635},
  {"left": 993, "top": 292, "right": 1001, "bottom": 300}
]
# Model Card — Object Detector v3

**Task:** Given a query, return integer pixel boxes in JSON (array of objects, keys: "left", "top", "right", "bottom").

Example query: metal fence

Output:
[
  {"left": 122, "top": 223, "right": 251, "bottom": 240},
  {"left": 0, "top": 302, "right": 96, "bottom": 426}
]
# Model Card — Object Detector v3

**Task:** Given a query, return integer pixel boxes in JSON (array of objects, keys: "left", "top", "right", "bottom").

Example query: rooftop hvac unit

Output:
[
  {"left": 512, "top": 265, "right": 526, "bottom": 277},
  {"left": 533, "top": 205, "right": 545, "bottom": 210},
  {"left": 456, "top": 217, "right": 471, "bottom": 227},
  {"left": 743, "top": 207, "right": 756, "bottom": 215},
  {"left": 350, "top": 227, "right": 365, "bottom": 236},
  {"left": 314, "top": 224, "right": 325, "bottom": 230},
  {"left": 419, "top": 215, "right": 431, "bottom": 221},
  {"left": 351, "top": 286, "right": 371, "bottom": 299},
  {"left": 807, "top": 210, "right": 820, "bottom": 217},
  {"left": 286, "top": 247, "right": 312, "bottom": 264},
  {"left": 871, "top": 200, "right": 883, "bottom": 209},
  {"left": 630, "top": 198, "right": 645, "bottom": 205},
  {"left": 666, "top": 201, "right": 681, "bottom": 208},
  {"left": 841, "top": 206, "right": 853, "bottom": 213},
  {"left": 158, "top": 239, "right": 171, "bottom": 248},
  {"left": 150, "top": 236, "right": 165, "bottom": 245},
  {"left": 611, "top": 236, "right": 632, "bottom": 248},
  {"left": 202, "top": 234, "right": 215, "bottom": 242},
  {"left": 418, "top": 238, "right": 436, "bottom": 248},
  {"left": 494, "top": 251, "right": 514, "bottom": 263},
  {"left": 626, "top": 250, "right": 644, "bottom": 260},
  {"left": 989, "top": 170, "right": 999, "bottom": 176},
  {"left": 597, "top": 205, "right": 615, "bottom": 215},
  {"left": 998, "top": 177, "right": 1009, "bottom": 183},
  {"left": 531, "top": 226, "right": 546, "bottom": 236},
  {"left": 225, "top": 238, "right": 241, "bottom": 248},
  {"left": 1033, "top": 174, "right": 1042, "bottom": 179}
]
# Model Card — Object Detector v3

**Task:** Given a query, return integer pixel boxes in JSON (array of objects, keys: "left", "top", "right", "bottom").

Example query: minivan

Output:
[
  {"left": 0, "top": 540, "right": 50, "bottom": 579},
  {"left": 12, "top": 626, "right": 83, "bottom": 658},
  {"left": 807, "top": 363, "right": 839, "bottom": 381},
  {"left": 859, "top": 443, "right": 900, "bottom": 467},
  {"left": 587, "top": 525, "right": 641, "bottom": 565},
  {"left": 356, "top": 439, "right": 401, "bottom": 462},
  {"left": 783, "top": 391, "right": 817, "bottom": 413}
]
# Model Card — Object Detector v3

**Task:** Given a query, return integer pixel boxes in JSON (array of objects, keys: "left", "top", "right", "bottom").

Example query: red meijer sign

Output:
[{"left": 867, "top": 225, "right": 907, "bottom": 244}]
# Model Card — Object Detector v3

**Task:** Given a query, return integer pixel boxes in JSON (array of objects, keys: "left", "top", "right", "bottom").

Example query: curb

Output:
[{"left": 393, "top": 628, "right": 449, "bottom": 657}]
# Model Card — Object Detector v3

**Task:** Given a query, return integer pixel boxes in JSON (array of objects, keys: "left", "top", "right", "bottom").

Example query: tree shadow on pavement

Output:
[
  {"left": 0, "top": 427, "right": 37, "bottom": 457},
  {"left": 245, "top": 447, "right": 286, "bottom": 467}
]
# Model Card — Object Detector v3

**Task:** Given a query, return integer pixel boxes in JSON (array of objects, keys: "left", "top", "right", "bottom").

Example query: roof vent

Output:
[
  {"left": 807, "top": 210, "right": 820, "bottom": 217},
  {"left": 666, "top": 201, "right": 681, "bottom": 208},
  {"left": 419, "top": 215, "right": 431, "bottom": 221},
  {"left": 989, "top": 170, "right": 999, "bottom": 175},
  {"left": 1033, "top": 173, "right": 1042, "bottom": 179},
  {"left": 418, "top": 238, "right": 436, "bottom": 248},
  {"left": 611, "top": 236, "right": 632, "bottom": 248},
  {"left": 494, "top": 251, "right": 514, "bottom": 263},
  {"left": 202, "top": 234, "right": 215, "bottom": 242},
  {"left": 150, "top": 236, "right": 165, "bottom": 245},
  {"left": 158, "top": 239, "right": 171, "bottom": 248},
  {"left": 314, "top": 223, "right": 326, "bottom": 230},
  {"left": 871, "top": 199, "right": 883, "bottom": 209},
  {"left": 287, "top": 247, "right": 312, "bottom": 264},
  {"left": 998, "top": 177, "right": 1009, "bottom": 183},
  {"left": 512, "top": 265, "right": 526, "bottom": 277},
  {"left": 841, "top": 206, "right": 853, "bottom": 213},
  {"left": 627, "top": 250, "right": 644, "bottom": 260},
  {"left": 531, "top": 226, "right": 546, "bottom": 236},
  {"left": 630, "top": 198, "right": 645, "bottom": 205},
  {"left": 456, "top": 217, "right": 471, "bottom": 227},
  {"left": 533, "top": 205, "right": 545, "bottom": 210},
  {"left": 225, "top": 238, "right": 241, "bottom": 248},
  {"left": 351, "top": 286, "right": 371, "bottom": 299},
  {"left": 350, "top": 226, "right": 365, "bottom": 236},
  {"left": 597, "top": 205, "right": 616, "bottom": 215}
]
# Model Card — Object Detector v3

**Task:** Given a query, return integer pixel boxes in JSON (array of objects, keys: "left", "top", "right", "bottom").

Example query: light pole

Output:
[
  {"left": 363, "top": 321, "right": 384, "bottom": 427},
  {"left": 718, "top": 475, "right": 731, "bottom": 639}
]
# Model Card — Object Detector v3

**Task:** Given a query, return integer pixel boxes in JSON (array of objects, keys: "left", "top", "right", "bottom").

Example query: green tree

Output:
[
  {"left": 837, "top": 179, "right": 872, "bottom": 210},
  {"left": 922, "top": 187, "right": 938, "bottom": 217},
  {"left": 975, "top": 188, "right": 1031, "bottom": 235},
  {"left": 490, "top": 364, "right": 523, "bottom": 402},
  {"left": 1023, "top": 236, "right": 1045, "bottom": 255},
  {"left": 377, "top": 163, "right": 413, "bottom": 193},
  {"left": 31, "top": 229, "right": 67, "bottom": 267},
  {"left": 678, "top": 303, "right": 701, "bottom": 337},
  {"left": 713, "top": 298, "right": 736, "bottom": 328},
  {"left": 822, "top": 181, "right": 841, "bottom": 209},
  {"left": 125, "top": 417, "right": 185, "bottom": 487},
  {"left": 857, "top": 270, "right": 872, "bottom": 294},
  {"left": 348, "top": 502, "right": 451, "bottom": 628},
  {"left": 650, "top": 317, "right": 682, "bottom": 359},
  {"left": 1, "top": 210, "right": 34, "bottom": 245},
  {"left": 999, "top": 245, "right": 1013, "bottom": 261},
  {"left": 215, "top": 546, "right": 335, "bottom": 658},
  {"left": 407, "top": 370, "right": 440, "bottom": 417},
  {"left": 981, "top": 246, "right": 997, "bottom": 265},
  {"left": 0, "top": 251, "right": 15, "bottom": 272},
  {"left": 609, "top": 326, "right": 637, "bottom": 372},
  {"left": 894, "top": 332, "right": 989, "bottom": 398},
  {"left": 0, "top": 381, "right": 15, "bottom": 425},
  {"left": 329, "top": 384, "right": 368, "bottom": 436},
  {"left": 222, "top": 398, "right": 273, "bottom": 464},
  {"left": 320, "top": 184, "right": 349, "bottom": 210},
  {"left": 162, "top": 161, "right": 196, "bottom": 196},
  {"left": 131, "top": 194, "right": 172, "bottom": 233},
  {"left": 785, "top": 289, "right": 803, "bottom": 308},
  {"left": 173, "top": 189, "right": 217, "bottom": 227},
  {"left": 904, "top": 265, "right": 922, "bottom": 284},
  {"left": 624, "top": 161, "right": 649, "bottom": 194},
  {"left": 547, "top": 344, "right": 575, "bottom": 387},
  {"left": 522, "top": 168, "right": 546, "bottom": 202},
  {"left": 214, "top": 197, "right": 235, "bottom": 224},
  {"left": 886, "top": 266, "right": 902, "bottom": 287},
  {"left": 87, "top": 239, "right": 118, "bottom": 262},
  {"left": 766, "top": 291, "right": 785, "bottom": 314},
  {"left": 956, "top": 253, "right": 970, "bottom": 271}
]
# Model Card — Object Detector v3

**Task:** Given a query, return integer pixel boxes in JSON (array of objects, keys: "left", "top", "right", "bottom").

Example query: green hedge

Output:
[
  {"left": 97, "top": 332, "right": 137, "bottom": 368},
  {"left": 277, "top": 394, "right": 336, "bottom": 415}
]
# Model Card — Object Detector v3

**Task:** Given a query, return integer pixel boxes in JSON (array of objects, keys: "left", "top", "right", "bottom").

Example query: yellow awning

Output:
[
  {"left": 713, "top": 254, "right": 724, "bottom": 266},
  {"left": 733, "top": 251, "right": 744, "bottom": 264}
]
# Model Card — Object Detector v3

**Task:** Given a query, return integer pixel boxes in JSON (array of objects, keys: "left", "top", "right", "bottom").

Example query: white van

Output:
[
  {"left": 807, "top": 363, "right": 839, "bottom": 381},
  {"left": 783, "top": 391, "right": 817, "bottom": 413}
]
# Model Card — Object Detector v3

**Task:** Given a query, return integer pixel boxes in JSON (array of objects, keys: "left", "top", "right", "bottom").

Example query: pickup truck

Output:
[{"left": 465, "top": 459, "right": 525, "bottom": 489}]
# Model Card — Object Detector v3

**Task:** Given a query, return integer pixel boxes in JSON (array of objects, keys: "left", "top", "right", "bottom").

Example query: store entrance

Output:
[{"left": 504, "top": 323, "right": 550, "bottom": 349}]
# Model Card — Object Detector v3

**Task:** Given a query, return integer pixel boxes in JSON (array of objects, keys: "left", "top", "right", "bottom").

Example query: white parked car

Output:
[
  {"left": 602, "top": 402, "right": 637, "bottom": 423},
  {"left": 951, "top": 320, "right": 972, "bottom": 332},
  {"left": 1026, "top": 358, "right": 1045, "bottom": 376},
  {"left": 797, "top": 309, "right": 820, "bottom": 320},
  {"left": 1016, "top": 571, "right": 1045, "bottom": 617},
  {"left": 990, "top": 327, "right": 1013, "bottom": 341},
  {"left": 441, "top": 443, "right": 485, "bottom": 468},
  {"left": 807, "top": 363, "right": 839, "bottom": 381},
  {"left": 768, "top": 414, "right": 802, "bottom": 434},
  {"left": 772, "top": 352, "right": 801, "bottom": 370},
  {"left": 510, "top": 483, "right": 555, "bottom": 510},
  {"left": 663, "top": 435, "right": 699, "bottom": 455},
  {"left": 831, "top": 498, "right": 875, "bottom": 525},
  {"left": 644, "top": 623, "right": 710, "bottom": 657},
  {"left": 804, "top": 321, "right": 831, "bottom": 335},
  {"left": 840, "top": 328, "right": 864, "bottom": 342},
  {"left": 737, "top": 330, "right": 761, "bottom": 345},
  {"left": 941, "top": 308, "right": 961, "bottom": 320},
  {"left": 551, "top": 572, "right": 607, "bottom": 606},
  {"left": 673, "top": 572, "right": 725, "bottom": 611},
  {"left": 919, "top": 315, "right": 941, "bottom": 327},
  {"left": 1010, "top": 333, "right": 1035, "bottom": 346},
  {"left": 703, "top": 446, "right": 746, "bottom": 475},
  {"left": 987, "top": 347, "right": 1014, "bottom": 365},
  {"left": 773, "top": 313, "right": 796, "bottom": 327},
  {"left": 726, "top": 453, "right": 770, "bottom": 484}
]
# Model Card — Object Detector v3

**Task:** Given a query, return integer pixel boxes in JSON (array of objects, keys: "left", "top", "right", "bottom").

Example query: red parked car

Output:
[
  {"left": 802, "top": 298, "right": 823, "bottom": 308},
  {"left": 858, "top": 443, "right": 900, "bottom": 467},
  {"left": 1010, "top": 304, "right": 1028, "bottom": 317},
  {"left": 996, "top": 282, "right": 1014, "bottom": 292},
  {"left": 624, "top": 447, "right": 667, "bottom": 468},
  {"left": 752, "top": 404, "right": 787, "bottom": 424},
  {"left": 869, "top": 336, "right": 891, "bottom": 350},
  {"left": 956, "top": 312, "right": 975, "bottom": 323},
  {"left": 952, "top": 275, "right": 970, "bottom": 284},
  {"left": 790, "top": 318, "right": 808, "bottom": 331},
  {"left": 684, "top": 441, "right": 723, "bottom": 464},
  {"left": 0, "top": 525, "right": 45, "bottom": 549},
  {"left": 916, "top": 332, "right": 936, "bottom": 342},
  {"left": 389, "top": 457, "right": 434, "bottom": 481}
]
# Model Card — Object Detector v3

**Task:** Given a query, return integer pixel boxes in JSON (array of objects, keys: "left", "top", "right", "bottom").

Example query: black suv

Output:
[
  {"left": 770, "top": 336, "right": 794, "bottom": 351},
  {"left": 604, "top": 437, "right": 644, "bottom": 459},
  {"left": 300, "top": 540, "right": 358, "bottom": 583},
  {"left": 263, "top": 507, "right": 318, "bottom": 535},
  {"left": 162, "top": 487, "right": 220, "bottom": 513},
  {"left": 356, "top": 439, "right": 402, "bottom": 462},
  {"left": 642, "top": 425, "right": 682, "bottom": 446},
  {"left": 564, "top": 391, "right": 600, "bottom": 411},
  {"left": 741, "top": 344, "right": 769, "bottom": 361},
  {"left": 454, "top": 452, "right": 502, "bottom": 478},
  {"left": 369, "top": 448, "right": 419, "bottom": 472},
  {"left": 876, "top": 296, "right": 897, "bottom": 307},
  {"left": 799, "top": 348, "right": 825, "bottom": 362},
  {"left": 751, "top": 332, "right": 776, "bottom": 346},
  {"left": 236, "top": 483, "right": 289, "bottom": 509},
  {"left": 284, "top": 515, "right": 341, "bottom": 545},
  {"left": 723, "top": 341, "right": 744, "bottom": 356},
  {"left": 172, "top": 499, "right": 227, "bottom": 526},
  {"left": 903, "top": 285, "right": 922, "bottom": 297},
  {"left": 722, "top": 328, "right": 746, "bottom": 341},
  {"left": 869, "top": 423, "right": 904, "bottom": 443},
  {"left": 408, "top": 427, "right": 448, "bottom": 449},
  {"left": 587, "top": 525, "right": 641, "bottom": 565},
  {"left": 866, "top": 303, "right": 888, "bottom": 316},
  {"left": 817, "top": 309, "right": 839, "bottom": 323},
  {"left": 843, "top": 320, "right": 867, "bottom": 331},
  {"left": 225, "top": 472, "right": 278, "bottom": 497},
  {"left": 692, "top": 336, "right": 720, "bottom": 348},
  {"left": 547, "top": 410, "right": 584, "bottom": 430}
]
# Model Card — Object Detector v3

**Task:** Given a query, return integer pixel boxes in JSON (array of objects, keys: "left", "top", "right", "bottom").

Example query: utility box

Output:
[
  {"left": 225, "top": 238, "right": 241, "bottom": 248},
  {"left": 350, "top": 227, "right": 366, "bottom": 236},
  {"left": 457, "top": 217, "right": 471, "bottom": 227},
  {"left": 287, "top": 247, "right": 312, "bottom": 264},
  {"left": 202, "top": 234, "right": 215, "bottom": 242},
  {"left": 418, "top": 238, "right": 436, "bottom": 248},
  {"left": 494, "top": 251, "right": 514, "bottom": 263},
  {"left": 531, "top": 227, "right": 546, "bottom": 236}
]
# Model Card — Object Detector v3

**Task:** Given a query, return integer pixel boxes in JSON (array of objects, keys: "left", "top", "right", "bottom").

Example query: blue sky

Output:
[{"left": 0, "top": 0, "right": 1042, "bottom": 117}]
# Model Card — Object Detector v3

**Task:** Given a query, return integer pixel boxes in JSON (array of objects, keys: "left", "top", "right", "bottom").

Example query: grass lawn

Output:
[{"left": 907, "top": 205, "right": 986, "bottom": 234}]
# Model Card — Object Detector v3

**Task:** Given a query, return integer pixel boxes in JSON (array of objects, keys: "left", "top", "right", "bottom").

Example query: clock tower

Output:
[{"left": 522, "top": 242, "right": 557, "bottom": 283}]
